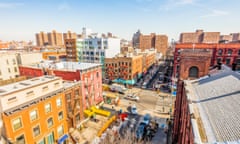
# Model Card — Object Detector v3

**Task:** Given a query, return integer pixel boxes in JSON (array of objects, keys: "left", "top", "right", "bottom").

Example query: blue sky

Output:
[{"left": 0, "top": 0, "right": 239, "bottom": 42}]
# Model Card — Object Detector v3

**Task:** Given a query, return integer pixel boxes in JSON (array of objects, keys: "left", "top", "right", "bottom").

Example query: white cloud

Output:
[
  {"left": 201, "top": 9, "right": 229, "bottom": 18},
  {"left": 0, "top": 2, "right": 24, "bottom": 8},
  {"left": 58, "top": 2, "right": 70, "bottom": 11},
  {"left": 136, "top": 0, "right": 153, "bottom": 2},
  {"left": 176, "top": 0, "right": 195, "bottom": 5},
  {"left": 159, "top": 0, "right": 196, "bottom": 11}
]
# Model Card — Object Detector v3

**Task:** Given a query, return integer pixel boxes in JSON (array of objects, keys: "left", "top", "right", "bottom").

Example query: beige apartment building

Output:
[
  {"left": 48, "top": 30, "right": 63, "bottom": 47},
  {"left": 36, "top": 31, "right": 48, "bottom": 46},
  {"left": 0, "top": 53, "right": 19, "bottom": 80}
]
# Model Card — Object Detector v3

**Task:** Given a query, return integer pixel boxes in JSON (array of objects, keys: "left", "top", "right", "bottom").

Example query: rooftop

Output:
[
  {"left": 185, "top": 67, "right": 240, "bottom": 143},
  {"left": 0, "top": 75, "right": 60, "bottom": 96},
  {"left": 29, "top": 61, "right": 102, "bottom": 71}
]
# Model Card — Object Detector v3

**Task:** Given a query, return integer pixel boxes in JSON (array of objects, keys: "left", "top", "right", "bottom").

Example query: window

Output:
[
  {"left": 66, "top": 93, "right": 71, "bottom": 102},
  {"left": 189, "top": 66, "right": 199, "bottom": 78},
  {"left": 33, "top": 125, "right": 40, "bottom": 137},
  {"left": 14, "top": 67, "right": 18, "bottom": 72},
  {"left": 96, "top": 72, "right": 99, "bottom": 78},
  {"left": 75, "top": 113, "right": 80, "bottom": 123},
  {"left": 227, "top": 49, "right": 233, "bottom": 55},
  {"left": 37, "top": 139, "right": 45, "bottom": 144},
  {"left": 12, "top": 118, "right": 22, "bottom": 131},
  {"left": 75, "top": 90, "right": 79, "bottom": 96},
  {"left": 42, "top": 86, "right": 49, "bottom": 92},
  {"left": 26, "top": 91, "right": 34, "bottom": 97},
  {"left": 57, "top": 125, "right": 64, "bottom": 137},
  {"left": 217, "top": 58, "right": 222, "bottom": 64},
  {"left": 218, "top": 49, "right": 223, "bottom": 55},
  {"left": 13, "top": 59, "right": 16, "bottom": 64},
  {"left": 8, "top": 68, "right": 11, "bottom": 73},
  {"left": 54, "top": 82, "right": 60, "bottom": 87},
  {"left": 226, "top": 58, "right": 231, "bottom": 65},
  {"left": 47, "top": 132, "right": 54, "bottom": 144},
  {"left": 47, "top": 117, "right": 53, "bottom": 128},
  {"left": 56, "top": 98, "right": 62, "bottom": 107},
  {"left": 16, "top": 135, "right": 25, "bottom": 144},
  {"left": 45, "top": 103, "right": 51, "bottom": 113},
  {"left": 0, "top": 70, "right": 1, "bottom": 75},
  {"left": 238, "top": 50, "right": 240, "bottom": 55},
  {"left": 58, "top": 111, "right": 63, "bottom": 120},
  {"left": 30, "top": 110, "right": 38, "bottom": 121},
  {"left": 6, "top": 59, "right": 9, "bottom": 65}
]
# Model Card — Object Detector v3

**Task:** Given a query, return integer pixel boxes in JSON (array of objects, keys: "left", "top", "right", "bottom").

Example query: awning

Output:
[{"left": 58, "top": 134, "right": 68, "bottom": 144}]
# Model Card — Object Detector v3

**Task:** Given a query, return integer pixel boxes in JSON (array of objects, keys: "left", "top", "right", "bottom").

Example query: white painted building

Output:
[
  {"left": 0, "top": 53, "right": 19, "bottom": 80},
  {"left": 76, "top": 37, "right": 120, "bottom": 63}
]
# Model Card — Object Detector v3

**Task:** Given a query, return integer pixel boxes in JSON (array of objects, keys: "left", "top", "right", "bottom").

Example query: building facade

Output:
[
  {"left": 173, "top": 43, "right": 240, "bottom": 78},
  {"left": 132, "top": 30, "right": 141, "bottom": 48},
  {"left": 0, "top": 76, "right": 69, "bottom": 144},
  {"left": 47, "top": 30, "right": 63, "bottom": 47},
  {"left": 36, "top": 31, "right": 48, "bottom": 46},
  {"left": 139, "top": 33, "right": 168, "bottom": 56},
  {"left": 19, "top": 61, "right": 103, "bottom": 110},
  {"left": 63, "top": 31, "right": 77, "bottom": 41},
  {"left": 105, "top": 54, "right": 143, "bottom": 85},
  {"left": 174, "top": 49, "right": 212, "bottom": 80},
  {"left": 0, "top": 53, "right": 19, "bottom": 80},
  {"left": 63, "top": 81, "right": 84, "bottom": 129},
  {"left": 179, "top": 30, "right": 220, "bottom": 43},
  {"left": 173, "top": 68, "right": 240, "bottom": 143},
  {"left": 65, "top": 37, "right": 120, "bottom": 77}
]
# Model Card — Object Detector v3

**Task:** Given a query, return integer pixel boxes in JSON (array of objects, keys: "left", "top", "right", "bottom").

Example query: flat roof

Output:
[
  {"left": 0, "top": 75, "right": 60, "bottom": 96},
  {"left": 186, "top": 68, "right": 240, "bottom": 143},
  {"left": 28, "top": 61, "right": 102, "bottom": 71}
]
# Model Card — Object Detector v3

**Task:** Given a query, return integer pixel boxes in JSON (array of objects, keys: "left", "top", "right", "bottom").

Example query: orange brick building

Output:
[
  {"left": 105, "top": 54, "right": 143, "bottom": 85},
  {"left": 42, "top": 51, "right": 67, "bottom": 61},
  {"left": 0, "top": 41, "right": 9, "bottom": 49},
  {"left": 0, "top": 76, "right": 69, "bottom": 144}
]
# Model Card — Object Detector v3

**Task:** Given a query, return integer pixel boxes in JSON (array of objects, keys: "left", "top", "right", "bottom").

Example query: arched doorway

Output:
[{"left": 189, "top": 66, "right": 199, "bottom": 78}]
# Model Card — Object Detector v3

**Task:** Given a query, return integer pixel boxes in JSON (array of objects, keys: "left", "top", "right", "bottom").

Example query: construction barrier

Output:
[
  {"left": 84, "top": 110, "right": 95, "bottom": 118},
  {"left": 97, "top": 115, "right": 116, "bottom": 137},
  {"left": 90, "top": 106, "right": 111, "bottom": 117}
]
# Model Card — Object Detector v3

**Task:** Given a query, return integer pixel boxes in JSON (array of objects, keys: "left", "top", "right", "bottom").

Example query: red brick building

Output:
[
  {"left": 173, "top": 43, "right": 240, "bottom": 78},
  {"left": 173, "top": 68, "right": 240, "bottom": 143},
  {"left": 19, "top": 62, "right": 103, "bottom": 110}
]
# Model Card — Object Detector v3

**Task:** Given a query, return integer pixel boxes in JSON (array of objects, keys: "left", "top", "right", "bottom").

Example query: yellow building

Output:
[
  {"left": 0, "top": 76, "right": 69, "bottom": 144},
  {"left": 42, "top": 51, "right": 66, "bottom": 61}
]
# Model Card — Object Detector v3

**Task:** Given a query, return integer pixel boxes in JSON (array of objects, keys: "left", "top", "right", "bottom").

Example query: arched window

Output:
[{"left": 189, "top": 66, "right": 199, "bottom": 78}]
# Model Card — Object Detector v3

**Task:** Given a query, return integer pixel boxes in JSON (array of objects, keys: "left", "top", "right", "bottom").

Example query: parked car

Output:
[
  {"left": 136, "top": 122, "right": 146, "bottom": 140},
  {"left": 142, "top": 114, "right": 151, "bottom": 125},
  {"left": 124, "top": 93, "right": 139, "bottom": 101},
  {"left": 131, "top": 105, "right": 138, "bottom": 115}
]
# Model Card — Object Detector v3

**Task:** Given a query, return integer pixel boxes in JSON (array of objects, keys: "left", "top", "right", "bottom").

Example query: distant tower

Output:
[{"left": 132, "top": 29, "right": 141, "bottom": 48}]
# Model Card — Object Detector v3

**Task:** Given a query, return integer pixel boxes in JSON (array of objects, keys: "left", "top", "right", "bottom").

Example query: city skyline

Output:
[{"left": 0, "top": 0, "right": 240, "bottom": 42}]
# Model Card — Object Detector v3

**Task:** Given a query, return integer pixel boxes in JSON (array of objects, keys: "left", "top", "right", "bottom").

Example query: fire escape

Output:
[
  {"left": 119, "top": 64, "right": 128, "bottom": 81},
  {"left": 84, "top": 77, "right": 95, "bottom": 109},
  {"left": 106, "top": 65, "right": 115, "bottom": 80}
]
